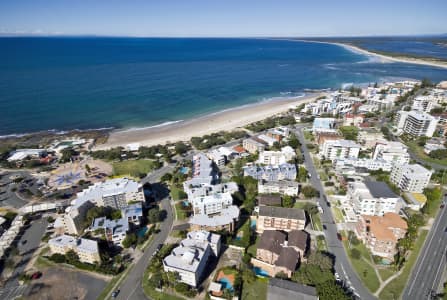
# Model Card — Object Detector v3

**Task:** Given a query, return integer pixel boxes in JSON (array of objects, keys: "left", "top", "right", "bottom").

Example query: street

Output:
[
  {"left": 114, "top": 163, "right": 175, "bottom": 300},
  {"left": 403, "top": 196, "right": 447, "bottom": 300},
  {"left": 295, "top": 127, "right": 376, "bottom": 300}
]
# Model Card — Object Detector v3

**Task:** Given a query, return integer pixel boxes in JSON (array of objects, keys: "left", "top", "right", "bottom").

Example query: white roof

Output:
[
  {"left": 49, "top": 234, "right": 99, "bottom": 254},
  {"left": 189, "top": 205, "right": 240, "bottom": 227},
  {"left": 7, "top": 149, "right": 45, "bottom": 161}
]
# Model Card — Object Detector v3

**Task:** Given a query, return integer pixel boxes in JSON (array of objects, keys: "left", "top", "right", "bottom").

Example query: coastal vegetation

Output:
[
  {"left": 245, "top": 115, "right": 296, "bottom": 132},
  {"left": 190, "top": 130, "right": 247, "bottom": 150}
]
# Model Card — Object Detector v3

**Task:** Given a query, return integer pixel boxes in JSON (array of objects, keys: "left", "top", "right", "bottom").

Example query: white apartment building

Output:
[
  {"left": 91, "top": 217, "right": 129, "bottom": 246},
  {"left": 258, "top": 180, "right": 300, "bottom": 196},
  {"left": 396, "top": 110, "right": 439, "bottom": 137},
  {"left": 334, "top": 158, "right": 393, "bottom": 172},
  {"left": 320, "top": 139, "right": 361, "bottom": 161},
  {"left": 60, "top": 200, "right": 95, "bottom": 235},
  {"left": 48, "top": 234, "right": 101, "bottom": 264},
  {"left": 348, "top": 181, "right": 401, "bottom": 217},
  {"left": 184, "top": 182, "right": 238, "bottom": 201},
  {"left": 258, "top": 146, "right": 296, "bottom": 166},
  {"left": 412, "top": 95, "right": 436, "bottom": 112},
  {"left": 163, "top": 231, "right": 220, "bottom": 287},
  {"left": 372, "top": 141, "right": 410, "bottom": 165},
  {"left": 75, "top": 178, "right": 144, "bottom": 209},
  {"left": 390, "top": 163, "right": 432, "bottom": 193},
  {"left": 184, "top": 153, "right": 219, "bottom": 187},
  {"left": 191, "top": 192, "right": 233, "bottom": 216}
]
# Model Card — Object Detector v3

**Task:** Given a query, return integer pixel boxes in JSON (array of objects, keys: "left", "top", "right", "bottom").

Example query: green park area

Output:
[{"left": 112, "top": 159, "right": 157, "bottom": 177}]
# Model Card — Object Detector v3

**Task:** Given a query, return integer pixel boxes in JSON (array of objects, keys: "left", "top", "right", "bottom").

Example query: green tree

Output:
[
  {"left": 174, "top": 142, "right": 189, "bottom": 155},
  {"left": 339, "top": 126, "right": 359, "bottom": 141},
  {"left": 301, "top": 185, "right": 318, "bottom": 198},
  {"left": 148, "top": 207, "right": 161, "bottom": 223},
  {"left": 111, "top": 210, "right": 122, "bottom": 220},
  {"left": 122, "top": 233, "right": 137, "bottom": 248},
  {"left": 297, "top": 166, "right": 308, "bottom": 182},
  {"left": 160, "top": 173, "right": 173, "bottom": 182},
  {"left": 65, "top": 250, "right": 79, "bottom": 264},
  {"left": 60, "top": 148, "right": 77, "bottom": 163},
  {"left": 350, "top": 248, "right": 361, "bottom": 260},
  {"left": 282, "top": 195, "right": 294, "bottom": 208}
]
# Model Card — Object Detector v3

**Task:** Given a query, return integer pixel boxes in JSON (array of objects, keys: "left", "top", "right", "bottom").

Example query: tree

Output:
[
  {"left": 65, "top": 250, "right": 79, "bottom": 264},
  {"left": 85, "top": 164, "right": 91, "bottom": 173},
  {"left": 288, "top": 133, "right": 301, "bottom": 149},
  {"left": 301, "top": 185, "right": 319, "bottom": 198},
  {"left": 60, "top": 148, "right": 77, "bottom": 163},
  {"left": 282, "top": 195, "right": 294, "bottom": 208},
  {"left": 297, "top": 166, "right": 308, "bottom": 182},
  {"left": 421, "top": 78, "right": 433, "bottom": 88},
  {"left": 174, "top": 142, "right": 189, "bottom": 155},
  {"left": 160, "top": 173, "right": 173, "bottom": 182},
  {"left": 148, "top": 207, "right": 161, "bottom": 223},
  {"left": 122, "top": 233, "right": 137, "bottom": 248},
  {"left": 350, "top": 248, "right": 361, "bottom": 260},
  {"left": 339, "top": 126, "right": 359, "bottom": 141},
  {"left": 111, "top": 210, "right": 122, "bottom": 220}
]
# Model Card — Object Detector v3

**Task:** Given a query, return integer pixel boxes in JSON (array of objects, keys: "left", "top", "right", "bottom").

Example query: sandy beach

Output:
[
  {"left": 97, "top": 93, "right": 324, "bottom": 149},
  {"left": 334, "top": 42, "right": 447, "bottom": 70}
]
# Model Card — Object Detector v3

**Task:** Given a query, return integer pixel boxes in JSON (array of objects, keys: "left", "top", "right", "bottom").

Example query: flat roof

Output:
[{"left": 364, "top": 180, "right": 398, "bottom": 198}]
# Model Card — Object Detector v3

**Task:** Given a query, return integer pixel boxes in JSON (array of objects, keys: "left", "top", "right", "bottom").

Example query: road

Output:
[
  {"left": 114, "top": 164, "right": 175, "bottom": 300},
  {"left": 0, "top": 217, "right": 48, "bottom": 300},
  {"left": 403, "top": 195, "right": 447, "bottom": 300},
  {"left": 295, "top": 127, "right": 376, "bottom": 300}
]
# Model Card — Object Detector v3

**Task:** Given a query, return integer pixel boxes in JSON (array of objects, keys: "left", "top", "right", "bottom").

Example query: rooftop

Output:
[
  {"left": 268, "top": 278, "right": 318, "bottom": 300},
  {"left": 362, "top": 212, "right": 408, "bottom": 242},
  {"left": 189, "top": 205, "right": 240, "bottom": 227},
  {"left": 49, "top": 234, "right": 99, "bottom": 254},
  {"left": 259, "top": 206, "right": 305, "bottom": 221},
  {"left": 364, "top": 180, "right": 398, "bottom": 199},
  {"left": 287, "top": 230, "right": 309, "bottom": 251},
  {"left": 258, "top": 230, "right": 286, "bottom": 254}
]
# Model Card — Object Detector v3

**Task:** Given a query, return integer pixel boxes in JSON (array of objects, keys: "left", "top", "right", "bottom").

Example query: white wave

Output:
[
  {"left": 0, "top": 127, "right": 114, "bottom": 139},
  {"left": 118, "top": 120, "right": 184, "bottom": 132}
]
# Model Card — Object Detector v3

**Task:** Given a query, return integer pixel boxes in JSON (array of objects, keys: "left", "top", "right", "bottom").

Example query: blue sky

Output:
[{"left": 0, "top": 0, "right": 446, "bottom": 37}]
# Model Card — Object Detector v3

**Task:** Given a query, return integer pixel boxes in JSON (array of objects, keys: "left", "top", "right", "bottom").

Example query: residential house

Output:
[{"left": 257, "top": 195, "right": 282, "bottom": 206}]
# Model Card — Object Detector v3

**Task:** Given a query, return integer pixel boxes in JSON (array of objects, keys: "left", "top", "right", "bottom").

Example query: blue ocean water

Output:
[{"left": 1, "top": 37, "right": 447, "bottom": 136}]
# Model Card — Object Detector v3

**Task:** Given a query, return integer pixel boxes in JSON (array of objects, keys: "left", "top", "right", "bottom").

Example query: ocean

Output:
[{"left": 1, "top": 37, "right": 447, "bottom": 136}]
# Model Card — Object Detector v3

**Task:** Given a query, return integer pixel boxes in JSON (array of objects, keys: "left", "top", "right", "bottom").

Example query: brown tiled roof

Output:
[
  {"left": 362, "top": 212, "right": 408, "bottom": 242},
  {"left": 257, "top": 195, "right": 282, "bottom": 206},
  {"left": 233, "top": 146, "right": 246, "bottom": 153},
  {"left": 275, "top": 247, "right": 299, "bottom": 271},
  {"left": 258, "top": 230, "right": 286, "bottom": 255},
  {"left": 287, "top": 230, "right": 309, "bottom": 252}
]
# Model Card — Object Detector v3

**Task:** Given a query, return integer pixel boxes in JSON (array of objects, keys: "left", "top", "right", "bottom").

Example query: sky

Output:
[{"left": 0, "top": 0, "right": 446, "bottom": 37}]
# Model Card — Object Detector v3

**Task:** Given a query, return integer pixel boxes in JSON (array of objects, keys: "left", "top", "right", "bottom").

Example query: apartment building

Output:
[
  {"left": 396, "top": 110, "right": 438, "bottom": 137},
  {"left": 60, "top": 200, "right": 95, "bottom": 235},
  {"left": 412, "top": 95, "right": 436, "bottom": 112},
  {"left": 372, "top": 141, "right": 410, "bottom": 165},
  {"left": 244, "top": 163, "right": 297, "bottom": 181},
  {"left": 189, "top": 205, "right": 240, "bottom": 233},
  {"left": 258, "top": 146, "right": 296, "bottom": 166},
  {"left": 320, "top": 139, "right": 361, "bottom": 161},
  {"left": 91, "top": 217, "right": 129, "bottom": 246},
  {"left": 390, "top": 163, "right": 432, "bottom": 193},
  {"left": 191, "top": 192, "right": 233, "bottom": 216},
  {"left": 184, "top": 153, "right": 219, "bottom": 187},
  {"left": 355, "top": 213, "right": 407, "bottom": 261},
  {"left": 312, "top": 118, "right": 337, "bottom": 133},
  {"left": 258, "top": 180, "right": 300, "bottom": 196},
  {"left": 256, "top": 206, "right": 306, "bottom": 233},
  {"left": 163, "top": 231, "right": 221, "bottom": 287},
  {"left": 243, "top": 137, "right": 268, "bottom": 154},
  {"left": 348, "top": 181, "right": 400, "bottom": 217},
  {"left": 48, "top": 234, "right": 101, "bottom": 264},
  {"left": 334, "top": 158, "right": 393, "bottom": 172}
]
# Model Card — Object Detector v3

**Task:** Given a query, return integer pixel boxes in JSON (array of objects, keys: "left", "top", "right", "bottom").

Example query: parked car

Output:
[
  {"left": 31, "top": 271, "right": 42, "bottom": 280},
  {"left": 111, "top": 289, "right": 120, "bottom": 298}
]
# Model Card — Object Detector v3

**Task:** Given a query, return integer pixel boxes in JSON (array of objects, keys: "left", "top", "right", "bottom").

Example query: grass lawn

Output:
[
  {"left": 175, "top": 202, "right": 187, "bottom": 220},
  {"left": 316, "top": 236, "right": 327, "bottom": 251},
  {"left": 379, "top": 230, "right": 429, "bottom": 300},
  {"left": 294, "top": 201, "right": 313, "bottom": 209},
  {"left": 318, "top": 171, "right": 328, "bottom": 181},
  {"left": 343, "top": 240, "right": 380, "bottom": 293},
  {"left": 247, "top": 236, "right": 260, "bottom": 257},
  {"left": 332, "top": 207, "right": 345, "bottom": 223},
  {"left": 303, "top": 131, "right": 314, "bottom": 141},
  {"left": 170, "top": 186, "right": 187, "bottom": 201},
  {"left": 242, "top": 277, "right": 269, "bottom": 300},
  {"left": 378, "top": 268, "right": 396, "bottom": 282},
  {"left": 310, "top": 212, "right": 323, "bottom": 231},
  {"left": 112, "top": 159, "right": 156, "bottom": 176},
  {"left": 142, "top": 267, "right": 185, "bottom": 300},
  {"left": 405, "top": 140, "right": 447, "bottom": 167}
]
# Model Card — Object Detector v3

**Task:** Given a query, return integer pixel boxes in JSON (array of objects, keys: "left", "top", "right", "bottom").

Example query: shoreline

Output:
[
  {"left": 96, "top": 93, "right": 324, "bottom": 149},
  {"left": 332, "top": 42, "right": 447, "bottom": 70}
]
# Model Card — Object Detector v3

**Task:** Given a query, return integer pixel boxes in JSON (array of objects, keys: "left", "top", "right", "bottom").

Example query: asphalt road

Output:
[
  {"left": 403, "top": 195, "right": 447, "bottom": 300},
  {"left": 295, "top": 127, "right": 376, "bottom": 300},
  {"left": 0, "top": 217, "right": 48, "bottom": 300},
  {"left": 113, "top": 166, "right": 175, "bottom": 300}
]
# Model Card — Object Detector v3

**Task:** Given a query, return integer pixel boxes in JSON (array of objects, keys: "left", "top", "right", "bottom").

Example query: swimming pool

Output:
[
  {"left": 253, "top": 267, "right": 269, "bottom": 277},
  {"left": 179, "top": 167, "right": 189, "bottom": 174},
  {"left": 219, "top": 277, "right": 234, "bottom": 292},
  {"left": 137, "top": 227, "right": 147, "bottom": 238},
  {"left": 250, "top": 219, "right": 256, "bottom": 228}
]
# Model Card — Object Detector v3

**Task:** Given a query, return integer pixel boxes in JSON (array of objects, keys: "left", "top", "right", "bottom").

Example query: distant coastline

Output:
[{"left": 329, "top": 42, "right": 447, "bottom": 70}]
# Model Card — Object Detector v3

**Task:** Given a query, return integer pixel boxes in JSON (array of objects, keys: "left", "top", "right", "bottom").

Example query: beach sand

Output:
[
  {"left": 335, "top": 43, "right": 447, "bottom": 70},
  {"left": 97, "top": 93, "right": 324, "bottom": 149}
]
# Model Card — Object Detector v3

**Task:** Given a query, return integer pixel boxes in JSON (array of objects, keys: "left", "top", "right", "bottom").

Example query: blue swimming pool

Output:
[
  {"left": 182, "top": 200, "right": 190, "bottom": 206},
  {"left": 180, "top": 167, "right": 189, "bottom": 174},
  {"left": 253, "top": 267, "right": 269, "bottom": 277},
  {"left": 137, "top": 227, "right": 147, "bottom": 238},
  {"left": 219, "top": 277, "right": 234, "bottom": 292},
  {"left": 250, "top": 219, "right": 256, "bottom": 228}
]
